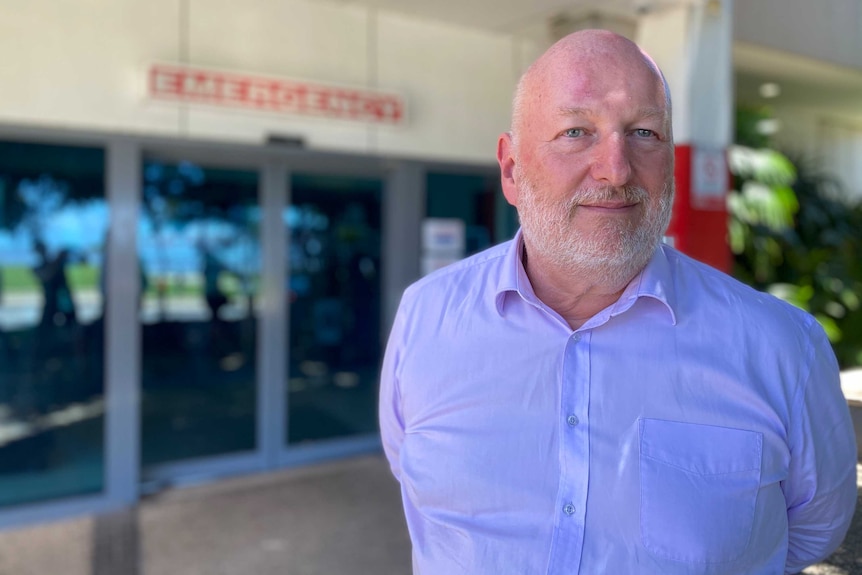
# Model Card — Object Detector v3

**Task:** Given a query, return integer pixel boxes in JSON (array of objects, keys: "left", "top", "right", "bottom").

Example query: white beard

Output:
[{"left": 515, "top": 165, "right": 673, "bottom": 289}]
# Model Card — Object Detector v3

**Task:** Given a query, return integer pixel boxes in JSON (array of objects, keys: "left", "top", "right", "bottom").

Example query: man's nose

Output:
[{"left": 590, "top": 134, "right": 632, "bottom": 187}]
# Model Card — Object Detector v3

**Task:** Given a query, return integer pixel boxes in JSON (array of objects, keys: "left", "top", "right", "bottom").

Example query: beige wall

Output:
[
  {"left": 0, "top": 0, "right": 181, "bottom": 135},
  {"left": 0, "top": 0, "right": 530, "bottom": 164},
  {"left": 766, "top": 106, "right": 862, "bottom": 204},
  {"left": 818, "top": 120, "right": 862, "bottom": 204},
  {"left": 734, "top": 0, "right": 862, "bottom": 73},
  {"left": 733, "top": 0, "right": 862, "bottom": 205}
]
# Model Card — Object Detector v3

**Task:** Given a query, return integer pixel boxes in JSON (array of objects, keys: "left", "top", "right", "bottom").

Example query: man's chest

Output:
[{"left": 397, "top": 325, "right": 792, "bottom": 573}]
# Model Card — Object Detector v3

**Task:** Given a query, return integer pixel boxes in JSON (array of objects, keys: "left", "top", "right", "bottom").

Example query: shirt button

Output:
[
  {"left": 563, "top": 503, "right": 576, "bottom": 516},
  {"left": 571, "top": 333, "right": 581, "bottom": 342},
  {"left": 567, "top": 415, "right": 579, "bottom": 426}
]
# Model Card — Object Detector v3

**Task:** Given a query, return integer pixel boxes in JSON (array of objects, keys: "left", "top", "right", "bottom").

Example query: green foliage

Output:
[
  {"left": 727, "top": 146, "right": 798, "bottom": 284},
  {"left": 728, "top": 139, "right": 862, "bottom": 368},
  {"left": 735, "top": 106, "right": 775, "bottom": 150}
]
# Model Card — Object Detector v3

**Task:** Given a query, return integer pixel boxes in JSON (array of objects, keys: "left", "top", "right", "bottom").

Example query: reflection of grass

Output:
[
  {"left": 67, "top": 265, "right": 100, "bottom": 291},
  {"left": 1, "top": 265, "right": 100, "bottom": 293},
  {"left": 0, "top": 266, "right": 38, "bottom": 292},
  {"left": 142, "top": 273, "right": 260, "bottom": 298},
  {"left": 1, "top": 265, "right": 259, "bottom": 298}
]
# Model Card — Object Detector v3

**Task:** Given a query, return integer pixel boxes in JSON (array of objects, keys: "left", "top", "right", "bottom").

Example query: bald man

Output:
[{"left": 379, "top": 30, "right": 856, "bottom": 575}]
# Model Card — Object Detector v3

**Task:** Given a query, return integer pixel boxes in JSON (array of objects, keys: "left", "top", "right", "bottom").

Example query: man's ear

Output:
[{"left": 497, "top": 132, "right": 519, "bottom": 207}]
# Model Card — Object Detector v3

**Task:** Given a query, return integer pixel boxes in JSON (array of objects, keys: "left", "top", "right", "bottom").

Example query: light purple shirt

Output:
[{"left": 379, "top": 231, "right": 857, "bottom": 575}]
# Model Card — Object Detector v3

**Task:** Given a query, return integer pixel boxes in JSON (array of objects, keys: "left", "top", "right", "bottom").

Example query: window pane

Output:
[
  {"left": 0, "top": 141, "right": 107, "bottom": 508},
  {"left": 287, "top": 174, "right": 382, "bottom": 444},
  {"left": 139, "top": 161, "right": 259, "bottom": 467}
]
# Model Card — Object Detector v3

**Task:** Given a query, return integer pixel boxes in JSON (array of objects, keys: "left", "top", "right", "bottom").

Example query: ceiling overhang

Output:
[
  {"left": 338, "top": 0, "right": 862, "bottom": 121},
  {"left": 734, "top": 42, "right": 862, "bottom": 123},
  {"left": 339, "top": 0, "right": 696, "bottom": 34}
]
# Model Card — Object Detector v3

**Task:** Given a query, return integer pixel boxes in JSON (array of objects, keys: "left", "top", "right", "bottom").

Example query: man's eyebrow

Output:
[
  {"left": 557, "top": 107, "right": 590, "bottom": 117},
  {"left": 633, "top": 107, "right": 667, "bottom": 120},
  {"left": 556, "top": 107, "right": 667, "bottom": 120}
]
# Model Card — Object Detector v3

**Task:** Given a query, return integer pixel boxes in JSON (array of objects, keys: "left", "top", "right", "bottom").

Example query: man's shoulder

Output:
[
  {"left": 661, "top": 245, "right": 819, "bottom": 335},
  {"left": 402, "top": 240, "right": 512, "bottom": 304}
]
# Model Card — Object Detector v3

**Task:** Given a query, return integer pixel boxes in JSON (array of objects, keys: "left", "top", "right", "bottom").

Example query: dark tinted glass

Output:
[
  {"left": 0, "top": 141, "right": 107, "bottom": 508},
  {"left": 287, "top": 174, "right": 382, "bottom": 444},
  {"left": 139, "top": 161, "right": 259, "bottom": 466},
  {"left": 426, "top": 172, "right": 516, "bottom": 255}
]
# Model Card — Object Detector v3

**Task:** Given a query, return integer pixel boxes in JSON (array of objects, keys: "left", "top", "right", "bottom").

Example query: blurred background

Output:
[{"left": 0, "top": 0, "right": 860, "bottom": 573}]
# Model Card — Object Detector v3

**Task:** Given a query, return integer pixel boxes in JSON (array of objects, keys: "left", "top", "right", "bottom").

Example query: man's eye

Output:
[
  {"left": 563, "top": 128, "right": 584, "bottom": 138},
  {"left": 635, "top": 129, "right": 655, "bottom": 138}
]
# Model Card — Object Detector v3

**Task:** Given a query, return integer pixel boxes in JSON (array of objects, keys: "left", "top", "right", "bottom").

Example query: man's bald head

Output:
[
  {"left": 496, "top": 28, "right": 675, "bottom": 297},
  {"left": 510, "top": 30, "right": 671, "bottom": 146}
]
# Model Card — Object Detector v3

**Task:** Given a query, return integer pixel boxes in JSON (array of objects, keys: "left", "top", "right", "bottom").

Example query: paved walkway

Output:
[
  {"left": 804, "top": 465, "right": 862, "bottom": 574},
  {"left": 0, "top": 454, "right": 860, "bottom": 575},
  {"left": 0, "top": 455, "right": 412, "bottom": 575},
  {"left": 843, "top": 369, "right": 862, "bottom": 462}
]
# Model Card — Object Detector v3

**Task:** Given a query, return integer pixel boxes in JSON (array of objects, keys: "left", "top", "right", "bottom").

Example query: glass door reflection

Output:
[
  {"left": 287, "top": 174, "right": 382, "bottom": 444},
  {"left": 0, "top": 141, "right": 107, "bottom": 508},
  {"left": 139, "top": 160, "right": 259, "bottom": 467}
]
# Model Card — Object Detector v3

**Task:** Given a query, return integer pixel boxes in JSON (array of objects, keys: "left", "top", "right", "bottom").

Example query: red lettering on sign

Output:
[
  {"left": 151, "top": 67, "right": 181, "bottom": 95},
  {"left": 148, "top": 64, "right": 406, "bottom": 125}
]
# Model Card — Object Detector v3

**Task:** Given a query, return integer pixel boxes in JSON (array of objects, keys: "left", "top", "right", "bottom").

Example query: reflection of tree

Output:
[
  {"left": 13, "top": 177, "right": 86, "bottom": 334},
  {"left": 0, "top": 143, "right": 108, "bottom": 486},
  {"left": 17, "top": 175, "right": 69, "bottom": 230},
  {"left": 33, "top": 239, "right": 77, "bottom": 329},
  {"left": 0, "top": 174, "right": 98, "bottom": 452},
  {"left": 203, "top": 245, "right": 227, "bottom": 321},
  {"left": 141, "top": 161, "right": 260, "bottom": 323},
  {"left": 142, "top": 161, "right": 205, "bottom": 320},
  {"left": 3, "top": 173, "right": 105, "bottom": 281},
  {"left": 13, "top": 176, "right": 76, "bottom": 336}
]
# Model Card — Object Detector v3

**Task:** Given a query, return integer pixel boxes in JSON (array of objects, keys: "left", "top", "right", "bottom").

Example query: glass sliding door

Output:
[
  {"left": 0, "top": 140, "right": 107, "bottom": 507},
  {"left": 287, "top": 174, "right": 382, "bottom": 444},
  {"left": 139, "top": 160, "right": 260, "bottom": 467}
]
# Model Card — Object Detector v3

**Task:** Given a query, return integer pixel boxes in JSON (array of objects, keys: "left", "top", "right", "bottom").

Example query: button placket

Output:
[{"left": 548, "top": 328, "right": 590, "bottom": 570}]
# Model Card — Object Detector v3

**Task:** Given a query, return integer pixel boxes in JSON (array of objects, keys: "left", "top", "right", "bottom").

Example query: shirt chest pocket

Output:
[{"left": 639, "top": 418, "right": 763, "bottom": 564}]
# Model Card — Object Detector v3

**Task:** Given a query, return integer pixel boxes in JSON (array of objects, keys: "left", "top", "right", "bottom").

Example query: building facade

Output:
[{"left": 0, "top": 0, "right": 859, "bottom": 529}]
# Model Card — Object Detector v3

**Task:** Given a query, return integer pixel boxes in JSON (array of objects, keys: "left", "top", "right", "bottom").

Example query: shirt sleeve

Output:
[
  {"left": 783, "top": 321, "right": 858, "bottom": 574},
  {"left": 379, "top": 300, "right": 408, "bottom": 482}
]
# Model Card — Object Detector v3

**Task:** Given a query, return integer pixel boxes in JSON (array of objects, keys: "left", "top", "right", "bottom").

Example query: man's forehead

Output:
[
  {"left": 546, "top": 48, "right": 666, "bottom": 102},
  {"left": 556, "top": 106, "right": 667, "bottom": 121},
  {"left": 511, "top": 31, "right": 671, "bottom": 135},
  {"left": 538, "top": 30, "right": 650, "bottom": 70}
]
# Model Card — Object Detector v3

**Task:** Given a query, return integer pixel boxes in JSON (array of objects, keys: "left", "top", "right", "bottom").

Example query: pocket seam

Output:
[
  {"left": 640, "top": 453, "right": 760, "bottom": 476},
  {"left": 639, "top": 420, "right": 763, "bottom": 564}
]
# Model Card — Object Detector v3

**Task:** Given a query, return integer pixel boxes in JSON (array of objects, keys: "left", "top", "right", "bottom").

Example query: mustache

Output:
[{"left": 567, "top": 185, "right": 649, "bottom": 209}]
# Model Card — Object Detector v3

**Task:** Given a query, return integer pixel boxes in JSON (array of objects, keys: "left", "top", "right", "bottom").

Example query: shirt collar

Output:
[
  {"left": 494, "top": 229, "right": 677, "bottom": 325},
  {"left": 608, "top": 243, "right": 678, "bottom": 325},
  {"left": 494, "top": 229, "right": 535, "bottom": 314}
]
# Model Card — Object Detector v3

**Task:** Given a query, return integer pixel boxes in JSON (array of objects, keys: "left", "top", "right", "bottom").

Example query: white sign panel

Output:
[
  {"left": 692, "top": 147, "right": 728, "bottom": 210},
  {"left": 422, "top": 218, "right": 466, "bottom": 255},
  {"left": 421, "top": 218, "right": 466, "bottom": 275}
]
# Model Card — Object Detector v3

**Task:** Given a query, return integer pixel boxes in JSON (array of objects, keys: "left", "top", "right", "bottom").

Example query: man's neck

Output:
[{"left": 522, "top": 245, "right": 638, "bottom": 331}]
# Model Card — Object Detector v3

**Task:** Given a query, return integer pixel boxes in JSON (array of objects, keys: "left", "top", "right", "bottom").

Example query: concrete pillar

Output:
[{"left": 637, "top": 0, "right": 734, "bottom": 271}]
